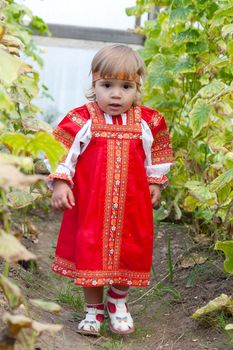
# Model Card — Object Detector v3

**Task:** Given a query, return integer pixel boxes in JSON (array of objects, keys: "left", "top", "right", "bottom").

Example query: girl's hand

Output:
[
  {"left": 149, "top": 184, "right": 161, "bottom": 209},
  {"left": 51, "top": 179, "right": 75, "bottom": 210}
]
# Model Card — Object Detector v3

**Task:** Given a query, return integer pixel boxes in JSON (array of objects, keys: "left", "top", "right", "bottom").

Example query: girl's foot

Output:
[
  {"left": 106, "top": 286, "right": 134, "bottom": 335},
  {"left": 77, "top": 303, "right": 105, "bottom": 336}
]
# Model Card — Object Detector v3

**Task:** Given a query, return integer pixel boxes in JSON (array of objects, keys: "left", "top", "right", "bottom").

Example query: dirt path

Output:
[{"left": 2, "top": 209, "right": 233, "bottom": 349}]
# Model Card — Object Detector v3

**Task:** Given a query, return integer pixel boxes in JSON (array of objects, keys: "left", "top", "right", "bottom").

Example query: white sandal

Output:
[
  {"left": 77, "top": 305, "right": 105, "bottom": 336},
  {"left": 106, "top": 295, "right": 134, "bottom": 335}
]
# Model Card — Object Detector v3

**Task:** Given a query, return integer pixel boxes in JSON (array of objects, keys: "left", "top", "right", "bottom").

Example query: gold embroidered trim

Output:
[
  {"left": 53, "top": 127, "right": 74, "bottom": 149},
  {"left": 67, "top": 112, "right": 87, "bottom": 128},
  {"left": 102, "top": 139, "right": 129, "bottom": 270},
  {"left": 148, "top": 111, "right": 163, "bottom": 129},
  {"left": 92, "top": 131, "right": 142, "bottom": 140},
  {"left": 52, "top": 256, "right": 150, "bottom": 287},
  {"left": 151, "top": 130, "right": 173, "bottom": 164}
]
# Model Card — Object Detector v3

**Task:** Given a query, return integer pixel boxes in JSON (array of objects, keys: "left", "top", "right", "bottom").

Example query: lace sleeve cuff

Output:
[
  {"left": 147, "top": 175, "right": 169, "bottom": 189},
  {"left": 47, "top": 164, "right": 74, "bottom": 190}
]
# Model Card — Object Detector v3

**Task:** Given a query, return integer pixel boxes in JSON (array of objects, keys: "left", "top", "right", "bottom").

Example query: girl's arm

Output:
[
  {"left": 45, "top": 106, "right": 91, "bottom": 210},
  {"left": 141, "top": 107, "right": 173, "bottom": 209},
  {"left": 142, "top": 108, "right": 173, "bottom": 189},
  {"left": 149, "top": 184, "right": 161, "bottom": 209},
  {"left": 51, "top": 179, "right": 75, "bottom": 210}
]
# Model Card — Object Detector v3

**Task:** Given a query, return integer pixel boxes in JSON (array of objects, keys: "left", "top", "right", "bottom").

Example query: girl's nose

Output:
[{"left": 111, "top": 87, "right": 121, "bottom": 98}]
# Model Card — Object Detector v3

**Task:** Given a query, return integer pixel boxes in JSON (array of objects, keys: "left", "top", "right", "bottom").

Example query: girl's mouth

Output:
[{"left": 109, "top": 104, "right": 121, "bottom": 108}]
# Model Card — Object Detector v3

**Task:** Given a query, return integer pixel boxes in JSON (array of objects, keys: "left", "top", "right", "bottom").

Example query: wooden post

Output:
[{"left": 148, "top": 5, "right": 158, "bottom": 21}]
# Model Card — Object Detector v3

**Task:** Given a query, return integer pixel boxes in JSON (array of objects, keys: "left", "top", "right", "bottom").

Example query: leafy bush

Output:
[
  {"left": 127, "top": 0, "right": 233, "bottom": 236},
  {"left": 0, "top": 0, "right": 65, "bottom": 347}
]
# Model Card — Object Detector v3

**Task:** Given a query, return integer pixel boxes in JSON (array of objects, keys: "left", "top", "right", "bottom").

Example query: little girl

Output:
[{"left": 47, "top": 44, "right": 173, "bottom": 336}]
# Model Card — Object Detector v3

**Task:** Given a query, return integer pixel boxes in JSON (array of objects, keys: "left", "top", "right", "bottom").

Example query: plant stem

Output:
[
  {"left": 167, "top": 234, "right": 174, "bottom": 283},
  {"left": 3, "top": 261, "right": 9, "bottom": 277}
]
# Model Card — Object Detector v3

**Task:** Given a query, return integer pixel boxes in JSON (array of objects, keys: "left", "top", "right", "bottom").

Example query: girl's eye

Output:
[
  {"left": 123, "top": 84, "right": 131, "bottom": 89},
  {"left": 104, "top": 83, "right": 110, "bottom": 88}
]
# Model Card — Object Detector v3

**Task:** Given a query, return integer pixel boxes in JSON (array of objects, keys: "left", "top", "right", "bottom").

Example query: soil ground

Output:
[{"left": 1, "top": 208, "right": 233, "bottom": 350}]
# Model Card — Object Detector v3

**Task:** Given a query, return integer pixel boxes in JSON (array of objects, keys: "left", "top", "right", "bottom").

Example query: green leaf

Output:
[
  {"left": 208, "top": 133, "right": 229, "bottom": 150},
  {"left": 1, "top": 133, "right": 28, "bottom": 155},
  {"left": 222, "top": 24, "right": 233, "bottom": 38},
  {"left": 148, "top": 54, "right": 175, "bottom": 89},
  {"left": 169, "top": 6, "right": 194, "bottom": 23},
  {"left": 217, "top": 185, "right": 232, "bottom": 204},
  {"left": 173, "top": 201, "right": 182, "bottom": 220},
  {"left": 1, "top": 132, "right": 66, "bottom": 170},
  {"left": 215, "top": 240, "right": 233, "bottom": 274},
  {"left": 0, "top": 275, "right": 24, "bottom": 309},
  {"left": 7, "top": 190, "right": 36, "bottom": 209},
  {"left": 225, "top": 324, "right": 233, "bottom": 331},
  {"left": 22, "top": 117, "right": 53, "bottom": 133},
  {"left": 30, "top": 299, "right": 62, "bottom": 313},
  {"left": 213, "top": 5, "right": 233, "bottom": 20},
  {"left": 186, "top": 41, "right": 209, "bottom": 54},
  {"left": 194, "top": 209, "right": 213, "bottom": 222},
  {"left": 174, "top": 29, "right": 200, "bottom": 43},
  {"left": 6, "top": 3, "right": 33, "bottom": 20},
  {"left": 227, "top": 41, "right": 233, "bottom": 56},
  {"left": 183, "top": 195, "right": 198, "bottom": 212},
  {"left": 0, "top": 86, "right": 14, "bottom": 111},
  {"left": 192, "top": 294, "right": 233, "bottom": 319},
  {"left": 197, "top": 81, "right": 226, "bottom": 99},
  {"left": 139, "top": 39, "right": 159, "bottom": 62},
  {"left": 2, "top": 313, "right": 32, "bottom": 337},
  {"left": 26, "top": 132, "right": 66, "bottom": 171},
  {"left": 189, "top": 99, "right": 212, "bottom": 137},
  {"left": 7, "top": 22, "right": 32, "bottom": 46},
  {"left": 31, "top": 16, "right": 49, "bottom": 34},
  {"left": 0, "top": 49, "right": 26, "bottom": 86},
  {"left": 0, "top": 164, "right": 44, "bottom": 190},
  {"left": 0, "top": 229, "right": 36, "bottom": 263},
  {"left": 153, "top": 207, "right": 170, "bottom": 224},
  {"left": 173, "top": 56, "right": 195, "bottom": 75},
  {"left": 185, "top": 181, "right": 216, "bottom": 203},
  {"left": 18, "top": 74, "right": 39, "bottom": 98},
  {"left": 0, "top": 153, "right": 33, "bottom": 172},
  {"left": 215, "top": 101, "right": 233, "bottom": 116},
  {"left": 125, "top": 5, "right": 145, "bottom": 17},
  {"left": 11, "top": 74, "right": 39, "bottom": 105},
  {"left": 210, "top": 168, "right": 233, "bottom": 192}
]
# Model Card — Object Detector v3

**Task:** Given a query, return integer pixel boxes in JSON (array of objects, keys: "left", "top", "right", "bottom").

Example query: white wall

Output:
[
  {"left": 18, "top": 0, "right": 136, "bottom": 30},
  {"left": 35, "top": 39, "right": 100, "bottom": 123}
]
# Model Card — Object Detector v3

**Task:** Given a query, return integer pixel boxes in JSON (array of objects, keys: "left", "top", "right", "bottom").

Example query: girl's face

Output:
[{"left": 94, "top": 78, "right": 137, "bottom": 116}]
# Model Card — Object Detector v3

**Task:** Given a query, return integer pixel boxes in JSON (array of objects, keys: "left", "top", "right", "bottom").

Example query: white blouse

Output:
[{"left": 46, "top": 113, "right": 172, "bottom": 189}]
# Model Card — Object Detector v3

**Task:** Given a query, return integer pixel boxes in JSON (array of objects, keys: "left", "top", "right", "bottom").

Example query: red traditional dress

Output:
[{"left": 47, "top": 102, "right": 173, "bottom": 287}]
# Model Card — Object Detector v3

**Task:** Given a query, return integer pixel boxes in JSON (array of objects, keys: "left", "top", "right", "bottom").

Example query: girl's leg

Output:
[
  {"left": 83, "top": 286, "right": 104, "bottom": 303},
  {"left": 106, "top": 285, "right": 134, "bottom": 334},
  {"left": 77, "top": 287, "right": 105, "bottom": 335}
]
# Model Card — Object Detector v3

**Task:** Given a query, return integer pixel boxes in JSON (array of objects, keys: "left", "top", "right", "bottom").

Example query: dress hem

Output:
[{"left": 51, "top": 257, "right": 151, "bottom": 288}]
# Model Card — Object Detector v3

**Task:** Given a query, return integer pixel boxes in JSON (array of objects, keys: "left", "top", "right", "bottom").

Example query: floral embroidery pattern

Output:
[
  {"left": 92, "top": 131, "right": 142, "bottom": 140},
  {"left": 67, "top": 112, "right": 87, "bottom": 128},
  {"left": 53, "top": 127, "right": 74, "bottom": 149},
  {"left": 52, "top": 256, "right": 150, "bottom": 287},
  {"left": 87, "top": 102, "right": 141, "bottom": 131},
  {"left": 48, "top": 172, "right": 73, "bottom": 185},
  {"left": 102, "top": 139, "right": 129, "bottom": 270},
  {"left": 148, "top": 111, "right": 163, "bottom": 129},
  {"left": 148, "top": 175, "right": 168, "bottom": 185},
  {"left": 151, "top": 129, "right": 173, "bottom": 164}
]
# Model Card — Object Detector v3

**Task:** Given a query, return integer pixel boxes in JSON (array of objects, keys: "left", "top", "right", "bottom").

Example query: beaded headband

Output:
[{"left": 92, "top": 72, "right": 141, "bottom": 85}]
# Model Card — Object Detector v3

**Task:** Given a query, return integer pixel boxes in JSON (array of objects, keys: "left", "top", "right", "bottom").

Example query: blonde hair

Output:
[{"left": 86, "top": 44, "right": 145, "bottom": 104}]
